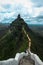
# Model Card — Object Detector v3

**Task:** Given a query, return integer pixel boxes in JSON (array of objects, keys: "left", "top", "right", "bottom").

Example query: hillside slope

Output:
[
  {"left": 0, "top": 15, "right": 43, "bottom": 61},
  {"left": 0, "top": 23, "right": 9, "bottom": 39}
]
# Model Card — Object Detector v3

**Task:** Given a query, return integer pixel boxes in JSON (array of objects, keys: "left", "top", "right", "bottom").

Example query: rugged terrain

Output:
[{"left": 0, "top": 15, "right": 43, "bottom": 61}]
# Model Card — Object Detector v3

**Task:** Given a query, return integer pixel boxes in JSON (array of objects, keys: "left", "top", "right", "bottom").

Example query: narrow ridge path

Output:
[
  {"left": 23, "top": 27, "right": 31, "bottom": 51},
  {"left": 19, "top": 27, "right": 35, "bottom": 65}
]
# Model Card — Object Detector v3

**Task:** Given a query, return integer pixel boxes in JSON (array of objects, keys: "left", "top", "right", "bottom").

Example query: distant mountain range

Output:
[
  {"left": 33, "top": 15, "right": 43, "bottom": 22},
  {"left": 0, "top": 15, "right": 43, "bottom": 61},
  {"left": 29, "top": 25, "right": 43, "bottom": 36},
  {"left": 0, "top": 15, "right": 43, "bottom": 23},
  {"left": 36, "top": 15, "right": 43, "bottom": 19}
]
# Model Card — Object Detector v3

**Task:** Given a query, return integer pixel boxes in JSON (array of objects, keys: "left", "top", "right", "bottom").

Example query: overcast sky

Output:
[{"left": 0, "top": 0, "right": 43, "bottom": 24}]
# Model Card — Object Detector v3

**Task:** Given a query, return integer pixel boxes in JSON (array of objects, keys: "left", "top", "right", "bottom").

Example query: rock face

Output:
[{"left": 19, "top": 55, "right": 35, "bottom": 65}]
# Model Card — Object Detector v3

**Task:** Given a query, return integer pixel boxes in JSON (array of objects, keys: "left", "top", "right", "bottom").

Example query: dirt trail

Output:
[{"left": 23, "top": 27, "right": 31, "bottom": 51}]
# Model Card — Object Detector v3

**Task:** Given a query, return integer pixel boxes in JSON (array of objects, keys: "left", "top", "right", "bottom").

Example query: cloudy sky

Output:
[{"left": 0, "top": 0, "right": 43, "bottom": 24}]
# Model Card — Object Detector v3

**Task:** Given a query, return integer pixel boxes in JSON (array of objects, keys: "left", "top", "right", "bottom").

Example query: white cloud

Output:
[
  {"left": 0, "top": 0, "right": 43, "bottom": 16},
  {"left": 31, "top": 0, "right": 43, "bottom": 7},
  {"left": 0, "top": 0, "right": 14, "bottom": 4},
  {"left": 0, "top": 0, "right": 43, "bottom": 23},
  {"left": 31, "top": 7, "right": 43, "bottom": 17},
  {"left": 0, "top": 6, "right": 6, "bottom": 12},
  {"left": 4, "top": 12, "right": 15, "bottom": 18}
]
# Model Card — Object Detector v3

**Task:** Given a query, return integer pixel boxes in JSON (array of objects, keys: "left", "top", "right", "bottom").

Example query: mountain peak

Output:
[
  {"left": 17, "top": 14, "right": 21, "bottom": 19},
  {"left": 0, "top": 15, "right": 43, "bottom": 61},
  {"left": 16, "top": 14, "right": 24, "bottom": 21}
]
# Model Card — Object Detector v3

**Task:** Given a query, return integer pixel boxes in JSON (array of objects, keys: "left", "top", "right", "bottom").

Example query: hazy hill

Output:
[
  {"left": 0, "top": 15, "right": 43, "bottom": 61},
  {"left": 0, "top": 23, "right": 9, "bottom": 39},
  {"left": 29, "top": 25, "right": 43, "bottom": 36}
]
